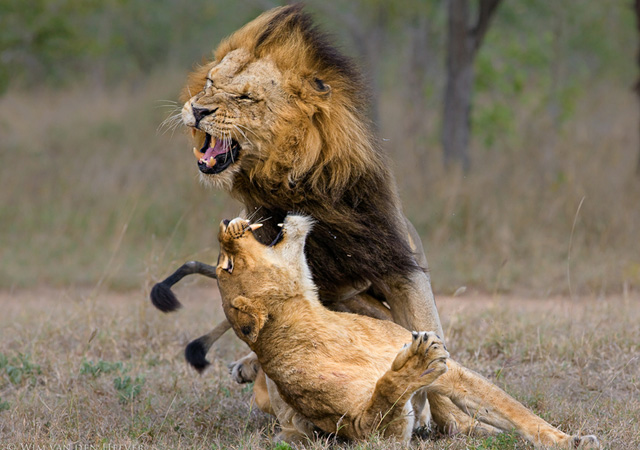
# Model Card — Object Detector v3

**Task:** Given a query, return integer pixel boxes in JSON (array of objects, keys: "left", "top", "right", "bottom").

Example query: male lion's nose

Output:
[{"left": 192, "top": 105, "right": 217, "bottom": 127}]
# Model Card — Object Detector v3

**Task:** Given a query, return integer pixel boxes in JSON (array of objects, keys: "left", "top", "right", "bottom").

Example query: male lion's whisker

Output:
[
  {"left": 158, "top": 110, "right": 184, "bottom": 136},
  {"left": 236, "top": 124, "right": 259, "bottom": 138},
  {"left": 233, "top": 125, "right": 250, "bottom": 145}
]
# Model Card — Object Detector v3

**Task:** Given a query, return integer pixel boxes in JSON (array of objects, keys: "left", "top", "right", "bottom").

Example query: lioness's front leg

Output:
[
  {"left": 354, "top": 332, "right": 448, "bottom": 441},
  {"left": 429, "top": 361, "right": 600, "bottom": 448}
]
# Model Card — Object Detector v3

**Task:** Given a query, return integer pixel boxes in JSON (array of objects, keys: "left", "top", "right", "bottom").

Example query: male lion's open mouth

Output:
[{"left": 193, "top": 133, "right": 241, "bottom": 175}]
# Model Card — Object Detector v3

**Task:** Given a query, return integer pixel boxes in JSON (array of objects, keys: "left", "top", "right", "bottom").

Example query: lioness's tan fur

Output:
[{"left": 215, "top": 216, "right": 599, "bottom": 448}]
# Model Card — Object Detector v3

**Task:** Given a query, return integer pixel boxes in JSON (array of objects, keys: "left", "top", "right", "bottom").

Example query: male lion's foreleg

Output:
[
  {"left": 429, "top": 361, "right": 600, "bottom": 448},
  {"left": 384, "top": 271, "right": 444, "bottom": 339},
  {"left": 354, "top": 332, "right": 449, "bottom": 441}
]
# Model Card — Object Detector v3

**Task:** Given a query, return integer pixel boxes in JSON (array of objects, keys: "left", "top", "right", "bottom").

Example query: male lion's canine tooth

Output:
[
  {"left": 193, "top": 146, "right": 202, "bottom": 160},
  {"left": 249, "top": 223, "right": 263, "bottom": 231},
  {"left": 206, "top": 157, "right": 216, "bottom": 168}
]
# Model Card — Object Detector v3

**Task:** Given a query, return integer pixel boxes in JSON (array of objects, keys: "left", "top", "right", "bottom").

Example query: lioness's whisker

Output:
[{"left": 245, "top": 208, "right": 263, "bottom": 223}]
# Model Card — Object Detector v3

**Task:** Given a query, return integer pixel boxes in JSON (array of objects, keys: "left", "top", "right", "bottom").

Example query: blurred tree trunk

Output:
[
  {"left": 442, "top": 0, "right": 502, "bottom": 171},
  {"left": 635, "top": 0, "right": 640, "bottom": 176}
]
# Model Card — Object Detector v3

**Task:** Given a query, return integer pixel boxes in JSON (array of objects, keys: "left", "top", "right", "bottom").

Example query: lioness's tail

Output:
[
  {"left": 150, "top": 260, "right": 218, "bottom": 312},
  {"left": 185, "top": 320, "right": 232, "bottom": 372}
]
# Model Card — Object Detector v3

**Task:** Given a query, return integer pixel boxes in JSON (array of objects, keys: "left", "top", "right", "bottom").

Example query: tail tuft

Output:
[
  {"left": 150, "top": 282, "right": 182, "bottom": 312},
  {"left": 185, "top": 337, "right": 211, "bottom": 373}
]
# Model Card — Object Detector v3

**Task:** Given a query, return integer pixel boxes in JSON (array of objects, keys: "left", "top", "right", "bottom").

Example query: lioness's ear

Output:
[{"left": 229, "top": 296, "right": 268, "bottom": 343}]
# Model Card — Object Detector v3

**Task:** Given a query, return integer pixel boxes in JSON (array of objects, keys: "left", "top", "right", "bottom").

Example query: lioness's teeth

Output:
[
  {"left": 193, "top": 146, "right": 202, "bottom": 160},
  {"left": 206, "top": 157, "right": 216, "bottom": 168},
  {"left": 277, "top": 223, "right": 283, "bottom": 227},
  {"left": 249, "top": 223, "right": 263, "bottom": 231}
]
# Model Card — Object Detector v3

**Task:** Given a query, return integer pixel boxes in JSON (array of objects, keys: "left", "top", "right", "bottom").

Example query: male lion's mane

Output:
[{"left": 182, "top": 4, "right": 420, "bottom": 296}]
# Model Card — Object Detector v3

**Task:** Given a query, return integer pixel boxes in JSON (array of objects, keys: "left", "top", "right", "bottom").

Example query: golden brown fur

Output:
[{"left": 214, "top": 216, "right": 599, "bottom": 448}]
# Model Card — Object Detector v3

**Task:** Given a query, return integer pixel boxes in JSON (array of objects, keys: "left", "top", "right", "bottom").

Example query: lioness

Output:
[{"left": 214, "top": 215, "right": 599, "bottom": 448}]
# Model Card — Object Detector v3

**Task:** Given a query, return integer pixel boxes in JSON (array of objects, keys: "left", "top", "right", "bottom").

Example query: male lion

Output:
[{"left": 213, "top": 215, "right": 598, "bottom": 448}]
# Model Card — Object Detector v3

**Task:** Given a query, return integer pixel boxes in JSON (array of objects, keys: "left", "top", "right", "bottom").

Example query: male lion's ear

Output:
[
  {"left": 311, "top": 77, "right": 331, "bottom": 97},
  {"left": 229, "top": 296, "right": 268, "bottom": 343}
]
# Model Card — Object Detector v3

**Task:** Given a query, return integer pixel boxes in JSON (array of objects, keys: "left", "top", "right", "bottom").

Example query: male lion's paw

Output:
[
  {"left": 392, "top": 331, "right": 449, "bottom": 383},
  {"left": 228, "top": 352, "right": 260, "bottom": 384},
  {"left": 570, "top": 435, "right": 600, "bottom": 449}
]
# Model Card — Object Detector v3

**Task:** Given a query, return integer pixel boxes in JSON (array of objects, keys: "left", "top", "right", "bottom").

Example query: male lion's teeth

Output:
[
  {"left": 193, "top": 146, "right": 202, "bottom": 160},
  {"left": 249, "top": 224, "right": 263, "bottom": 231},
  {"left": 277, "top": 223, "right": 283, "bottom": 227},
  {"left": 206, "top": 157, "right": 216, "bottom": 168}
]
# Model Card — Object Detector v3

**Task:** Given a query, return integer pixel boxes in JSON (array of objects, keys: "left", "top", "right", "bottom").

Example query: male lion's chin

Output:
[{"left": 198, "top": 170, "right": 236, "bottom": 192}]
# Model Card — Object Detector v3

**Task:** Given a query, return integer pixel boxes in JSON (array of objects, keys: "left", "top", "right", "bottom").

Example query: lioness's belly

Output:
[{"left": 260, "top": 314, "right": 412, "bottom": 429}]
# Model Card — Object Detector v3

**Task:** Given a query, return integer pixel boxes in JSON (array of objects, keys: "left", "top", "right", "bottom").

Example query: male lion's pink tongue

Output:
[
  {"left": 203, "top": 139, "right": 227, "bottom": 160},
  {"left": 202, "top": 139, "right": 228, "bottom": 168}
]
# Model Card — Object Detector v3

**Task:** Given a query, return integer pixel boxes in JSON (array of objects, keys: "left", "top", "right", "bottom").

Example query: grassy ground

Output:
[{"left": 0, "top": 286, "right": 637, "bottom": 449}]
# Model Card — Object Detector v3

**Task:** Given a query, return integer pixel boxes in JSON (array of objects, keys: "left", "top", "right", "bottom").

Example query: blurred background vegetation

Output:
[{"left": 0, "top": 0, "right": 638, "bottom": 296}]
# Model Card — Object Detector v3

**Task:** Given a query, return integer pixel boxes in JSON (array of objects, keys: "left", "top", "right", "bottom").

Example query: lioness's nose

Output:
[{"left": 192, "top": 105, "right": 217, "bottom": 127}]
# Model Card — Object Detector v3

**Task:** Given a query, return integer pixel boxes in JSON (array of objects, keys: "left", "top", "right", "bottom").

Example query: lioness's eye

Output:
[{"left": 237, "top": 93, "right": 252, "bottom": 101}]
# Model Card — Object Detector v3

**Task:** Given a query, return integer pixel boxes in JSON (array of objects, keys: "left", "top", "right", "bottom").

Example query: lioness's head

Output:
[
  {"left": 181, "top": 4, "right": 376, "bottom": 194},
  {"left": 215, "top": 214, "right": 316, "bottom": 343}
]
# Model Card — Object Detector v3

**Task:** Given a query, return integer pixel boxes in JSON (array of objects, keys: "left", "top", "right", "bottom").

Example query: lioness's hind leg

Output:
[
  {"left": 429, "top": 360, "right": 600, "bottom": 449},
  {"left": 228, "top": 351, "right": 260, "bottom": 384}
]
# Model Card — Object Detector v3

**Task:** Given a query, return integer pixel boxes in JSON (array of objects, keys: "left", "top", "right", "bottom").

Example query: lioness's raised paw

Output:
[
  {"left": 391, "top": 331, "right": 449, "bottom": 384},
  {"left": 228, "top": 351, "right": 260, "bottom": 384},
  {"left": 226, "top": 218, "right": 250, "bottom": 239}
]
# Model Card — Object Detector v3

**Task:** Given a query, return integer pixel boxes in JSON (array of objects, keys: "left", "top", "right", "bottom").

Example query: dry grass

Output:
[
  {"left": 382, "top": 84, "right": 640, "bottom": 297},
  {"left": 1, "top": 75, "right": 638, "bottom": 296},
  {"left": 0, "top": 72, "right": 242, "bottom": 291},
  {"left": 0, "top": 286, "right": 637, "bottom": 449}
]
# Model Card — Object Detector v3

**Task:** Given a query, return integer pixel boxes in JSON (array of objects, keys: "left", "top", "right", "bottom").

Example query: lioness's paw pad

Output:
[
  {"left": 572, "top": 435, "right": 600, "bottom": 449},
  {"left": 410, "top": 331, "right": 448, "bottom": 361},
  {"left": 393, "top": 331, "right": 449, "bottom": 377}
]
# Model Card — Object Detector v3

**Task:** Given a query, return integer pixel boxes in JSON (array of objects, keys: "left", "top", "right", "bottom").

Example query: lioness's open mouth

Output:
[{"left": 193, "top": 133, "right": 241, "bottom": 175}]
